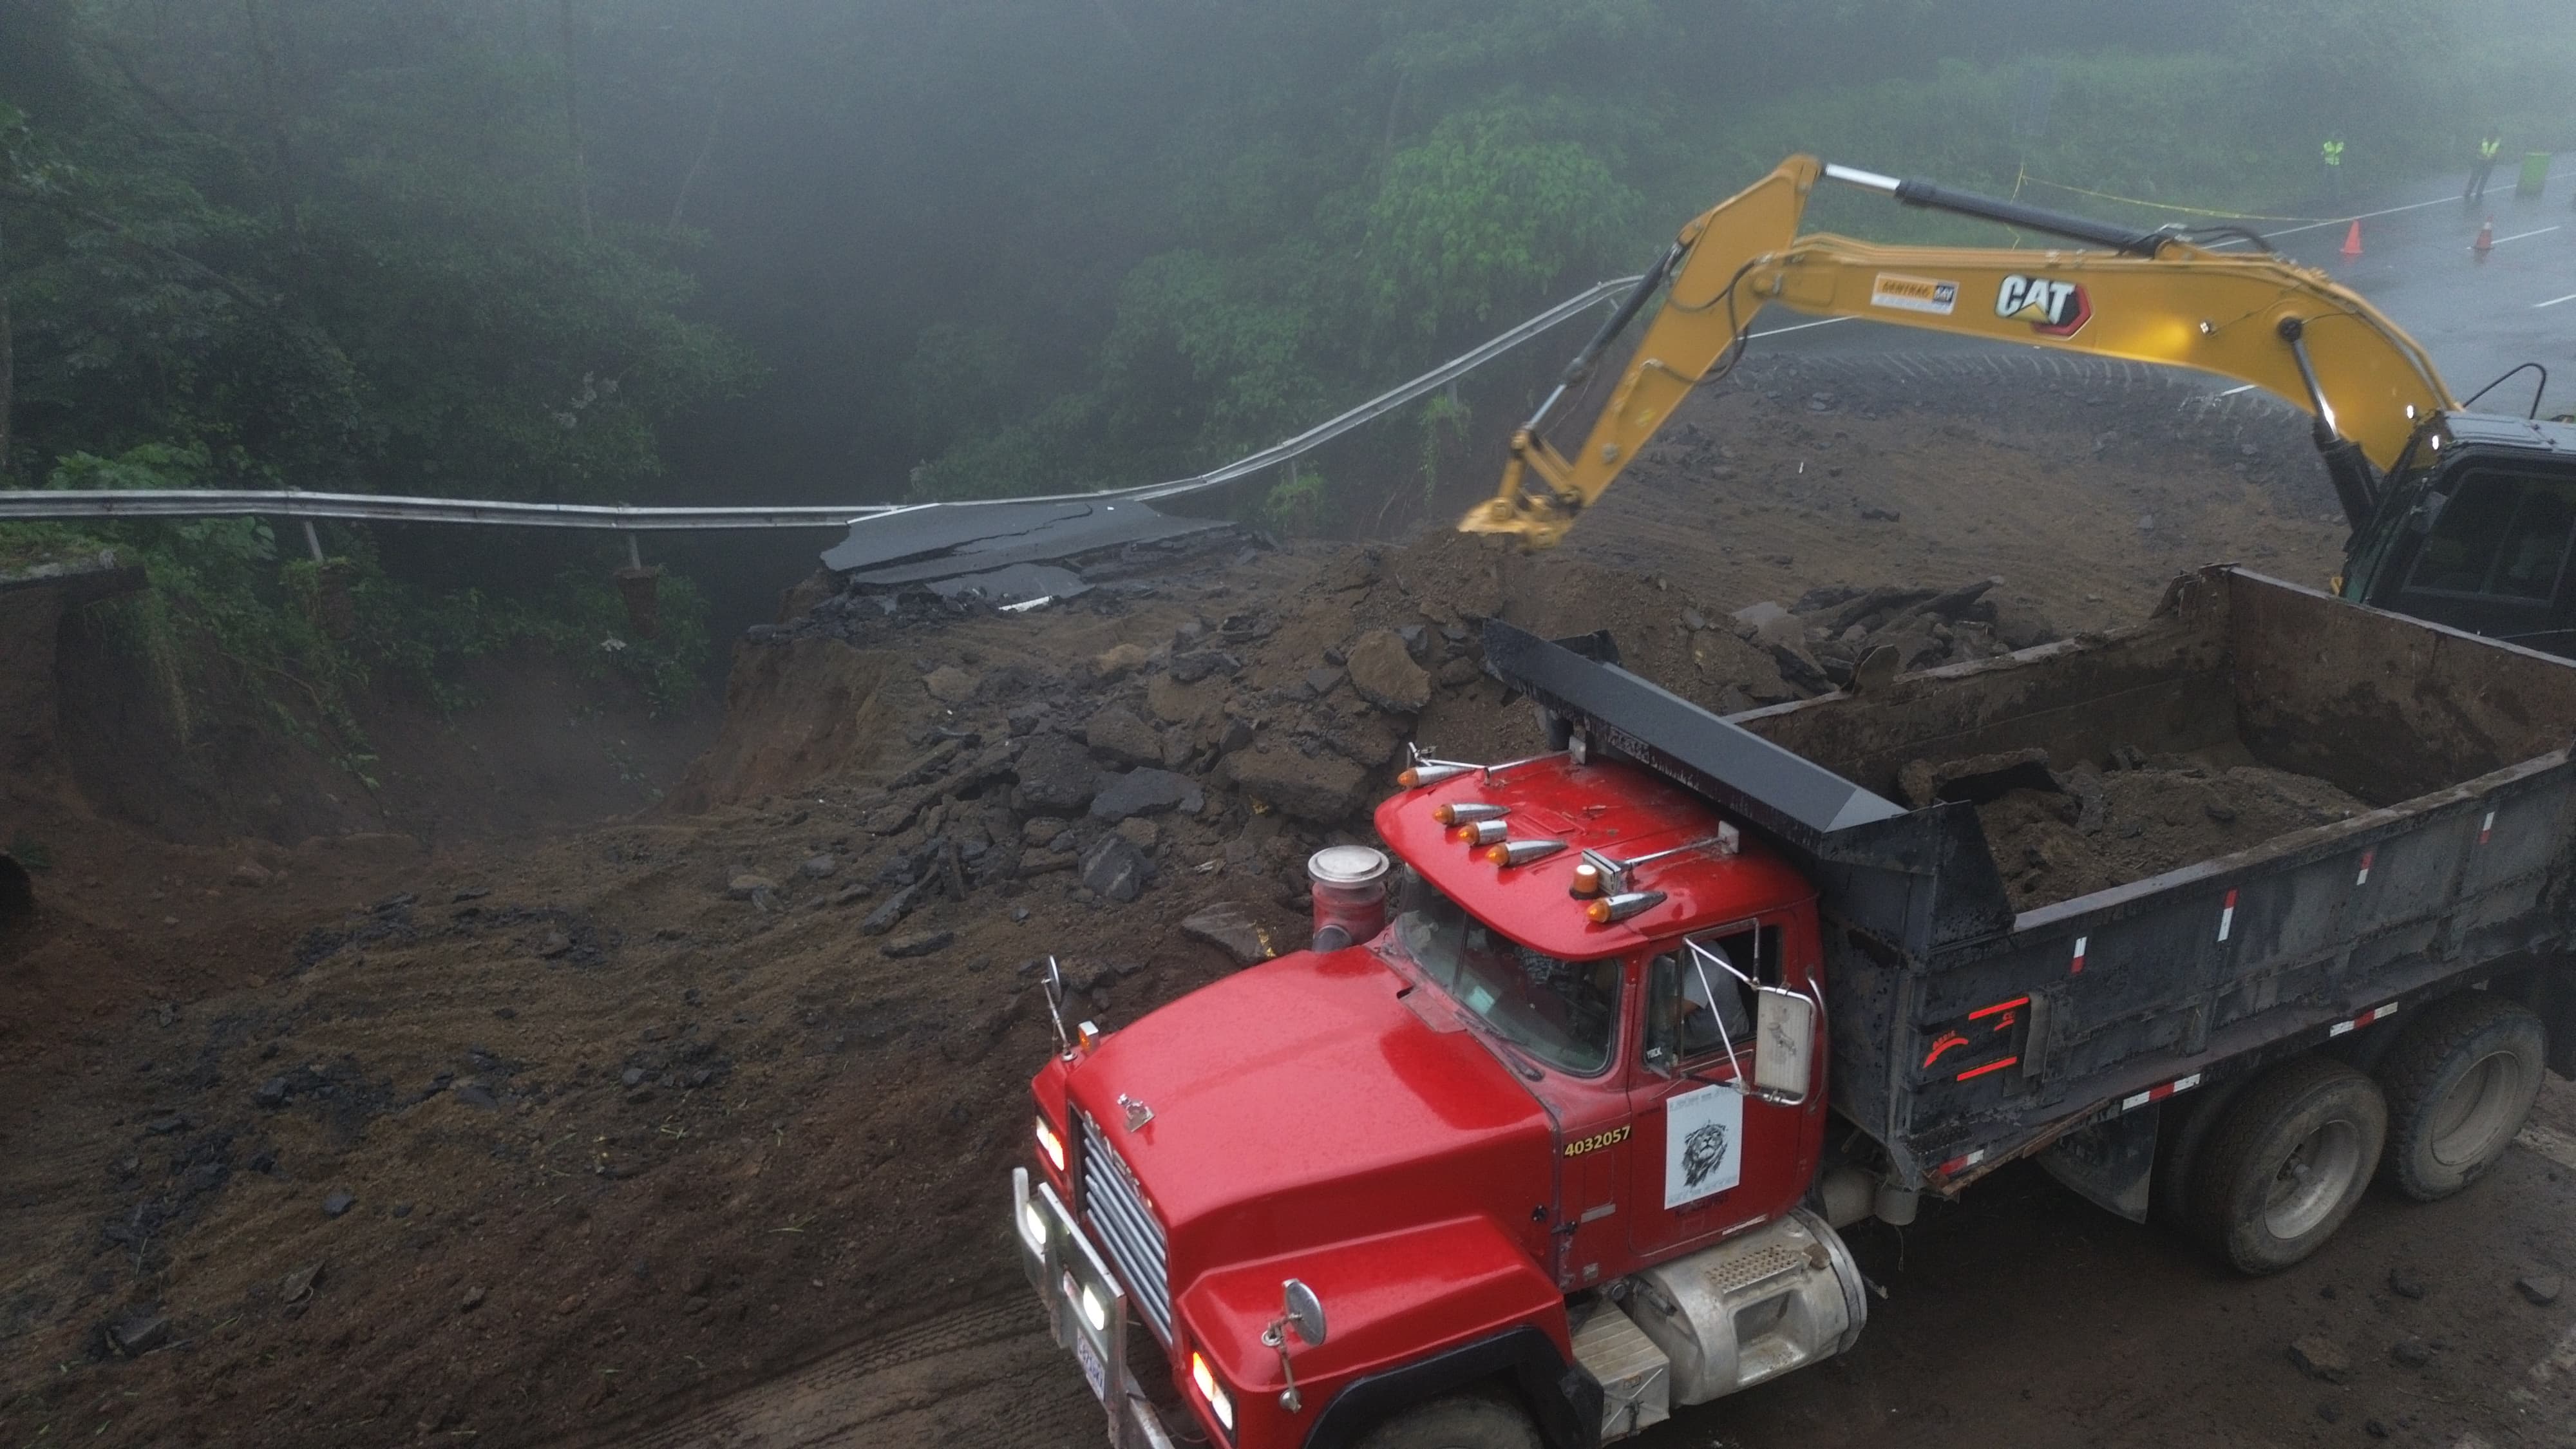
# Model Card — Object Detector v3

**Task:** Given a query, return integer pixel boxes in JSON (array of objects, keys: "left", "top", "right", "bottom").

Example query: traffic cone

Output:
[
  {"left": 2474, "top": 216, "right": 2494, "bottom": 260},
  {"left": 2341, "top": 220, "right": 2363, "bottom": 260}
]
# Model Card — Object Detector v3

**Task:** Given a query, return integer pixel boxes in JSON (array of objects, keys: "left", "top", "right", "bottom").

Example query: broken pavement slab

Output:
[{"left": 820, "top": 498, "right": 1229, "bottom": 586}]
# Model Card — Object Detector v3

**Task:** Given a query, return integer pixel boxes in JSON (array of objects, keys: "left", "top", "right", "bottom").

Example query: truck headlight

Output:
[
  {"left": 1019, "top": 1198, "right": 1048, "bottom": 1253},
  {"left": 1079, "top": 1282, "right": 1109, "bottom": 1334},
  {"left": 1189, "top": 1352, "right": 1236, "bottom": 1432},
  {"left": 1034, "top": 1115, "right": 1066, "bottom": 1173}
]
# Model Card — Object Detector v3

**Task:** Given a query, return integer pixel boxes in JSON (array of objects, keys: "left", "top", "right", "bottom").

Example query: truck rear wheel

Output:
[
  {"left": 2190, "top": 1056, "right": 2386, "bottom": 1274},
  {"left": 2374, "top": 992, "right": 2546, "bottom": 1202},
  {"left": 1353, "top": 1392, "right": 1543, "bottom": 1449}
]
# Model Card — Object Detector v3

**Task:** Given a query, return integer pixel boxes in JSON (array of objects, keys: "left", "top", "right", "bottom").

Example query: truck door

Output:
[{"left": 1625, "top": 919, "right": 1813, "bottom": 1260}]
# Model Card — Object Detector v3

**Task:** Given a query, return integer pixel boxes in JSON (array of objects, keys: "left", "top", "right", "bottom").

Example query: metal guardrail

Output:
[{"left": 0, "top": 274, "right": 1645, "bottom": 533}]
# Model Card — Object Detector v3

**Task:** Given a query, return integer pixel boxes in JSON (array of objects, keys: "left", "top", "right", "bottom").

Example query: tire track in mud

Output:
[{"left": 571, "top": 1294, "right": 1101, "bottom": 1449}]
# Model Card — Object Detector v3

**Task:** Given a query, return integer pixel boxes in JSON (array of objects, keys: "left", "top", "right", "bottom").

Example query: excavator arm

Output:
[{"left": 1466, "top": 155, "right": 2458, "bottom": 547}]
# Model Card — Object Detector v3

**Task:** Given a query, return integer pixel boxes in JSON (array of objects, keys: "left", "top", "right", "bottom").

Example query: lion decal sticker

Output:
[
  {"left": 1681, "top": 1122, "right": 1730, "bottom": 1188},
  {"left": 1663, "top": 1084, "right": 1745, "bottom": 1208}
]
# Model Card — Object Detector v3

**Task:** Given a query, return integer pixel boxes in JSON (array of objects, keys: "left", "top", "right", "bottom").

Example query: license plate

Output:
[{"left": 1073, "top": 1330, "right": 1108, "bottom": 1403}]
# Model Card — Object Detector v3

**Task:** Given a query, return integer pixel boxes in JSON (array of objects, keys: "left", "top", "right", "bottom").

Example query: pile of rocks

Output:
[{"left": 723, "top": 601, "right": 1514, "bottom": 958}]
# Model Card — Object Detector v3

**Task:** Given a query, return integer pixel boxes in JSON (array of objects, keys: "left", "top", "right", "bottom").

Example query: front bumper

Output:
[{"left": 1014, "top": 1166, "right": 1180, "bottom": 1449}]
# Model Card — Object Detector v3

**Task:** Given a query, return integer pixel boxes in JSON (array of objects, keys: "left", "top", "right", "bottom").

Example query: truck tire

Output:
[
  {"left": 2150, "top": 1075, "right": 2252, "bottom": 1227},
  {"left": 2188, "top": 1056, "right": 2386, "bottom": 1274},
  {"left": 1352, "top": 1392, "right": 1544, "bottom": 1449},
  {"left": 2373, "top": 992, "right": 2546, "bottom": 1202}
]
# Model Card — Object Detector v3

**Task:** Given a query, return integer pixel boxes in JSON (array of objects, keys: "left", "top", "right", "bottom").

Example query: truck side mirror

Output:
[
  {"left": 1282, "top": 1279, "right": 1327, "bottom": 1347},
  {"left": 1264, "top": 1279, "right": 1329, "bottom": 1412},
  {"left": 1752, "top": 986, "right": 1817, "bottom": 1104}
]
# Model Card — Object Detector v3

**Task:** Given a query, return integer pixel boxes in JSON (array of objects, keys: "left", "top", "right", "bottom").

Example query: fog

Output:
[{"left": 3, "top": 0, "right": 2571, "bottom": 657}]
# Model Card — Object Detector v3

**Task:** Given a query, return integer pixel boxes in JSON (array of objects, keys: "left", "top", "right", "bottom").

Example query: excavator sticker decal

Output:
[
  {"left": 1996, "top": 274, "right": 2092, "bottom": 337},
  {"left": 1663, "top": 1083, "right": 1745, "bottom": 1207},
  {"left": 1870, "top": 272, "right": 1959, "bottom": 317}
]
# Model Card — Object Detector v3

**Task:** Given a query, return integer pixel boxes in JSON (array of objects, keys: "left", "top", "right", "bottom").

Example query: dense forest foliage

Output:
[{"left": 2, "top": 0, "right": 2571, "bottom": 737}]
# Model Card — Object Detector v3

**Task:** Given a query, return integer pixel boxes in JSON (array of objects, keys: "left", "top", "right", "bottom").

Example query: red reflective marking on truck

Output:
[
  {"left": 2070, "top": 935, "right": 2087, "bottom": 974},
  {"left": 2120, "top": 1072, "right": 2203, "bottom": 1113},
  {"left": 1968, "top": 996, "right": 2031, "bottom": 1021},
  {"left": 2328, "top": 1001, "right": 2401, "bottom": 1037},
  {"left": 1955, "top": 1056, "right": 2020, "bottom": 1081},
  {"left": 2479, "top": 811, "right": 2496, "bottom": 844},
  {"left": 1922, "top": 1032, "right": 1971, "bottom": 1068},
  {"left": 1938, "top": 1148, "right": 1989, "bottom": 1177},
  {"left": 2217, "top": 889, "right": 2238, "bottom": 942},
  {"left": 2355, "top": 849, "right": 2373, "bottom": 886}
]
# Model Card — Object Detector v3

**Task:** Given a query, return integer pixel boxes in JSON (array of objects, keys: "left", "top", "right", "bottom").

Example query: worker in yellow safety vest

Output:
[
  {"left": 2321, "top": 137, "right": 2345, "bottom": 202},
  {"left": 2467, "top": 133, "right": 2504, "bottom": 201}
]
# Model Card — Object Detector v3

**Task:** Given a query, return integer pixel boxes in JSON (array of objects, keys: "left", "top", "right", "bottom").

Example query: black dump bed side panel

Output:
[{"left": 1485, "top": 570, "right": 2576, "bottom": 1191}]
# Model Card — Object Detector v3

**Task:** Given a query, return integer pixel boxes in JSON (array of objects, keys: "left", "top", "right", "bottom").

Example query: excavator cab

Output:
[{"left": 2340, "top": 413, "right": 2576, "bottom": 659}]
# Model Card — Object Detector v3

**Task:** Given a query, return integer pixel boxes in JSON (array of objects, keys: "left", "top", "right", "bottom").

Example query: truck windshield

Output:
[{"left": 1391, "top": 884, "right": 1621, "bottom": 1075}]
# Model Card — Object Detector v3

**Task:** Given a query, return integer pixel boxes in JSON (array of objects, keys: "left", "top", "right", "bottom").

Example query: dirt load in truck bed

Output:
[{"left": 1972, "top": 756, "right": 2372, "bottom": 912}]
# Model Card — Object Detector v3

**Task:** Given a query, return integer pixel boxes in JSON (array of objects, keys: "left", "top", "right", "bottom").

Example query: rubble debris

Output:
[
  {"left": 1345, "top": 629, "right": 1431, "bottom": 712},
  {"left": 1729, "top": 575, "right": 2058, "bottom": 689},
  {"left": 1090, "top": 768, "right": 1203, "bottom": 824},
  {"left": 281, "top": 1261, "right": 325, "bottom": 1305},
  {"left": 2287, "top": 1336, "right": 2351, "bottom": 1383},
  {"left": 1011, "top": 735, "right": 1099, "bottom": 815},
  {"left": 1225, "top": 746, "right": 1368, "bottom": 824},
  {"left": 1092, "top": 643, "right": 1151, "bottom": 682},
  {"left": 1083, "top": 706, "right": 1164, "bottom": 767},
  {"left": 1180, "top": 902, "right": 1277, "bottom": 965},
  {"left": 1080, "top": 833, "right": 1152, "bottom": 904},
  {"left": 108, "top": 1313, "right": 169, "bottom": 1358}
]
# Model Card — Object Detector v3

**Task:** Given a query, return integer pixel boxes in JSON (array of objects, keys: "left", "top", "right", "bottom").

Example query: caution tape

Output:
[{"left": 2011, "top": 166, "right": 2341, "bottom": 225}]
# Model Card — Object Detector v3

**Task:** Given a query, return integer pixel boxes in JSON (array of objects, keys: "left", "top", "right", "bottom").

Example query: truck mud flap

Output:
[{"left": 2036, "top": 1103, "right": 2160, "bottom": 1222}]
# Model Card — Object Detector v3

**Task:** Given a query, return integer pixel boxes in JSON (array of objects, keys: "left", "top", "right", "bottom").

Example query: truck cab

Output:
[{"left": 1016, "top": 746, "right": 1864, "bottom": 1449}]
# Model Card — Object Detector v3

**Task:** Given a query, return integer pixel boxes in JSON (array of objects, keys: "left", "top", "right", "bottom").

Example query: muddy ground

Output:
[{"left": 5, "top": 359, "right": 2571, "bottom": 1449}]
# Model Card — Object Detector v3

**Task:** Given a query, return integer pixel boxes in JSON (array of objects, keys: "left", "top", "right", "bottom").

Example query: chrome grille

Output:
[{"left": 1077, "top": 1109, "right": 1173, "bottom": 1342}]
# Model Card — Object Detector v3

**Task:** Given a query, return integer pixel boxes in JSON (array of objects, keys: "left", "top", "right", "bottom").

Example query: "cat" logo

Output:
[{"left": 1996, "top": 274, "right": 2091, "bottom": 337}]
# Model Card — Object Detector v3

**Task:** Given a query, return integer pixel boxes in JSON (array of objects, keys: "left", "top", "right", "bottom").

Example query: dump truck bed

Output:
[{"left": 1486, "top": 567, "right": 2576, "bottom": 1193}]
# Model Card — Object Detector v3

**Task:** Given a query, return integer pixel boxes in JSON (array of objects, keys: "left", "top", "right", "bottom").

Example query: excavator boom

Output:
[{"left": 1467, "top": 155, "right": 2457, "bottom": 547}]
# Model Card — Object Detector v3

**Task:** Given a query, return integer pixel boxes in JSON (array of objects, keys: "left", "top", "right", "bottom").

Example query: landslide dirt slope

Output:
[{"left": 18, "top": 364, "right": 2566, "bottom": 1449}]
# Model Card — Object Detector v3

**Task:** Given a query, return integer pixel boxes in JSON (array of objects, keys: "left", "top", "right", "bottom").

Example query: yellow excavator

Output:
[{"left": 1465, "top": 154, "right": 2576, "bottom": 656}]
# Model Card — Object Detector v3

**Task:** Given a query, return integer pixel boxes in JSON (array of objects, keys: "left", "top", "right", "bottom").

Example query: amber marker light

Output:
[
  {"left": 1584, "top": 890, "right": 1665, "bottom": 924},
  {"left": 1433, "top": 802, "right": 1508, "bottom": 826},
  {"left": 1452, "top": 819, "right": 1509, "bottom": 846},
  {"left": 1485, "top": 838, "right": 1567, "bottom": 867},
  {"left": 1398, "top": 762, "right": 1472, "bottom": 788},
  {"left": 1569, "top": 862, "right": 1607, "bottom": 896}
]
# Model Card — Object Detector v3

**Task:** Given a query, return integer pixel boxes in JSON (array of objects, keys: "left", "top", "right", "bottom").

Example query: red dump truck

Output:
[{"left": 1011, "top": 567, "right": 2576, "bottom": 1449}]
